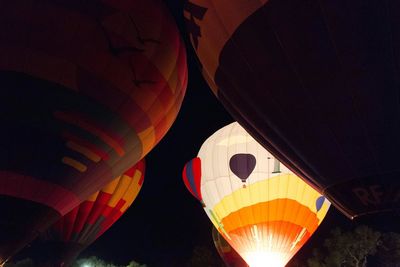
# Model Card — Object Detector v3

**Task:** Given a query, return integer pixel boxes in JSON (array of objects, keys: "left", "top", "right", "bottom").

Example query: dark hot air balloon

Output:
[
  {"left": 0, "top": 0, "right": 187, "bottom": 263},
  {"left": 184, "top": 0, "right": 400, "bottom": 219}
]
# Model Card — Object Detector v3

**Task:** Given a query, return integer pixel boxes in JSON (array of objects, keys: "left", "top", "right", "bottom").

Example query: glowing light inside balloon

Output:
[
  {"left": 245, "top": 251, "right": 286, "bottom": 267},
  {"left": 182, "top": 122, "right": 331, "bottom": 267}
]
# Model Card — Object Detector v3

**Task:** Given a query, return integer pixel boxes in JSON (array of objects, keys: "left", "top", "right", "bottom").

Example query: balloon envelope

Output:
[
  {"left": 184, "top": 0, "right": 400, "bottom": 218},
  {"left": 212, "top": 227, "right": 248, "bottom": 267},
  {"left": 183, "top": 122, "right": 330, "bottom": 267},
  {"left": 39, "top": 160, "right": 145, "bottom": 267},
  {"left": 0, "top": 0, "right": 186, "bottom": 263}
]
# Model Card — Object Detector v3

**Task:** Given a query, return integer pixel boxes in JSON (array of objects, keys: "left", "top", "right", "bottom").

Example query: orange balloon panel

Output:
[
  {"left": 212, "top": 227, "right": 248, "bottom": 267},
  {"left": 212, "top": 174, "right": 329, "bottom": 267},
  {"left": 183, "top": 122, "right": 330, "bottom": 267}
]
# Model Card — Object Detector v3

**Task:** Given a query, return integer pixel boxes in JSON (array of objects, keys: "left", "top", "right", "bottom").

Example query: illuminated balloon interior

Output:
[{"left": 183, "top": 122, "right": 330, "bottom": 266}]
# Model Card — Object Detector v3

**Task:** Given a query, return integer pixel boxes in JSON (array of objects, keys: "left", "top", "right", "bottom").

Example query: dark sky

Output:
[{"left": 16, "top": 1, "right": 400, "bottom": 266}]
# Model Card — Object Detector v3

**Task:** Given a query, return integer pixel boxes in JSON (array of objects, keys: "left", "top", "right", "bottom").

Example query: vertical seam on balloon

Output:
[
  {"left": 288, "top": 175, "right": 304, "bottom": 258},
  {"left": 207, "top": 121, "right": 223, "bottom": 230},
  {"left": 274, "top": 175, "right": 284, "bottom": 260},
  {"left": 282, "top": 175, "right": 303, "bottom": 262},
  {"left": 293, "top": 179, "right": 318, "bottom": 260},
  {"left": 278, "top": 175, "right": 292, "bottom": 256},
  {"left": 227, "top": 123, "right": 243, "bottom": 236},
  {"left": 244, "top": 122, "right": 259, "bottom": 256}
]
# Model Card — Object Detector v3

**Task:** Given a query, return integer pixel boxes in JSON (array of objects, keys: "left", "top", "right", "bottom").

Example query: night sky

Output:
[{"left": 15, "top": 1, "right": 400, "bottom": 266}]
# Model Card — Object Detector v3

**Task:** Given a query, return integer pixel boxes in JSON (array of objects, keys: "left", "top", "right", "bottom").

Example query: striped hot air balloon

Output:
[
  {"left": 183, "top": 122, "right": 330, "bottom": 267},
  {"left": 38, "top": 160, "right": 145, "bottom": 267},
  {"left": 0, "top": 0, "right": 186, "bottom": 263}
]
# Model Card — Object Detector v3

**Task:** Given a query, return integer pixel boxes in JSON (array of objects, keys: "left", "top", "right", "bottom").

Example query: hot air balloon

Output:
[
  {"left": 184, "top": 0, "right": 400, "bottom": 219},
  {"left": 37, "top": 160, "right": 145, "bottom": 267},
  {"left": 212, "top": 227, "right": 248, "bottom": 267},
  {"left": 0, "top": 0, "right": 186, "bottom": 263},
  {"left": 183, "top": 122, "right": 330, "bottom": 267}
]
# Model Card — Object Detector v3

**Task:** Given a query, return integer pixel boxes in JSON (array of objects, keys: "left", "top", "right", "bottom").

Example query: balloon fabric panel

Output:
[
  {"left": 182, "top": 157, "right": 203, "bottom": 203},
  {"left": 43, "top": 159, "right": 145, "bottom": 266},
  {"left": 52, "top": 160, "right": 145, "bottom": 245},
  {"left": 183, "top": 122, "right": 330, "bottom": 267},
  {"left": 185, "top": 0, "right": 400, "bottom": 218},
  {"left": 0, "top": 0, "right": 186, "bottom": 262}
]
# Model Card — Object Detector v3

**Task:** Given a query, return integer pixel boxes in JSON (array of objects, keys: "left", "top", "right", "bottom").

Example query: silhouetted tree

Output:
[
  {"left": 375, "top": 232, "right": 400, "bottom": 267},
  {"left": 4, "top": 259, "right": 34, "bottom": 267},
  {"left": 126, "top": 260, "right": 147, "bottom": 267},
  {"left": 307, "top": 226, "right": 381, "bottom": 267},
  {"left": 73, "top": 257, "right": 146, "bottom": 267},
  {"left": 4, "top": 256, "right": 146, "bottom": 267}
]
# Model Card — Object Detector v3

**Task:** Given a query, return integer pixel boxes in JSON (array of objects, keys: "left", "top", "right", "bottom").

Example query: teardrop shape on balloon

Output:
[
  {"left": 229, "top": 153, "right": 256, "bottom": 182},
  {"left": 316, "top": 196, "right": 326, "bottom": 212}
]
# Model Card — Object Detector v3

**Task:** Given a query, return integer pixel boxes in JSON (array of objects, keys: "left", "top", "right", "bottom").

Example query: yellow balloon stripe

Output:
[
  {"left": 61, "top": 156, "right": 87, "bottom": 172},
  {"left": 138, "top": 127, "right": 156, "bottom": 159},
  {"left": 87, "top": 191, "right": 99, "bottom": 202},
  {"left": 66, "top": 141, "right": 101, "bottom": 163},
  {"left": 107, "top": 174, "right": 132, "bottom": 208},
  {"left": 101, "top": 177, "right": 121, "bottom": 194},
  {"left": 121, "top": 169, "right": 143, "bottom": 212},
  {"left": 87, "top": 167, "right": 144, "bottom": 210},
  {"left": 212, "top": 174, "right": 329, "bottom": 222}
]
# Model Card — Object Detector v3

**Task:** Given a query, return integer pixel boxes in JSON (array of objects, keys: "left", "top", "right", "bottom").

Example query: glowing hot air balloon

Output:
[
  {"left": 212, "top": 227, "right": 248, "bottom": 267},
  {"left": 183, "top": 122, "right": 330, "bottom": 267},
  {"left": 0, "top": 0, "right": 186, "bottom": 263},
  {"left": 38, "top": 160, "right": 145, "bottom": 267},
  {"left": 184, "top": 0, "right": 400, "bottom": 219}
]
